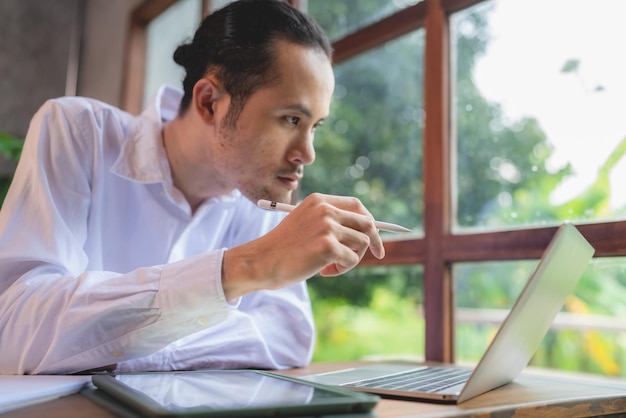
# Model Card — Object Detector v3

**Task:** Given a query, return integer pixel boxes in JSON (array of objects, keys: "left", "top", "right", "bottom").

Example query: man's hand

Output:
[{"left": 222, "top": 193, "right": 385, "bottom": 300}]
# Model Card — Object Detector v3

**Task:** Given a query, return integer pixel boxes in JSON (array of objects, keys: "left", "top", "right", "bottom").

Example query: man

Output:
[{"left": 0, "top": 0, "right": 384, "bottom": 374}]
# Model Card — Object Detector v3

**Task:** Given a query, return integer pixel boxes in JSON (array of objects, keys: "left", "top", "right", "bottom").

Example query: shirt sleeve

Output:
[
  {"left": 115, "top": 283, "right": 315, "bottom": 372},
  {"left": 115, "top": 206, "right": 316, "bottom": 372},
  {"left": 0, "top": 100, "right": 234, "bottom": 374}
]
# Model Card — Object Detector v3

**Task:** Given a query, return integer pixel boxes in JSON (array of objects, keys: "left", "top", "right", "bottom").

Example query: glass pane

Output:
[
  {"left": 143, "top": 0, "right": 202, "bottom": 107},
  {"left": 455, "top": 258, "right": 626, "bottom": 377},
  {"left": 300, "top": 30, "right": 425, "bottom": 235},
  {"left": 451, "top": 0, "right": 626, "bottom": 231},
  {"left": 309, "top": 0, "right": 422, "bottom": 42},
  {"left": 210, "top": 0, "right": 237, "bottom": 12},
  {"left": 309, "top": 265, "right": 424, "bottom": 362}
]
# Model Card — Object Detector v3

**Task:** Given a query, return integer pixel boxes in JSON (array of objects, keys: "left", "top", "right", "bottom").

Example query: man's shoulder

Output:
[
  {"left": 36, "top": 96, "right": 132, "bottom": 126},
  {"left": 30, "top": 96, "right": 140, "bottom": 161}
]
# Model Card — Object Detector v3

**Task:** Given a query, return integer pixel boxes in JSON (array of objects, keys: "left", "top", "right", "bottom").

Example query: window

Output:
[
  {"left": 310, "top": 266, "right": 423, "bottom": 361},
  {"left": 143, "top": 0, "right": 202, "bottom": 107},
  {"left": 123, "top": 0, "right": 208, "bottom": 114},
  {"left": 313, "top": 0, "right": 422, "bottom": 42},
  {"left": 450, "top": 0, "right": 626, "bottom": 374},
  {"left": 306, "top": 0, "right": 626, "bottom": 377},
  {"left": 300, "top": 29, "right": 425, "bottom": 234},
  {"left": 452, "top": 0, "right": 626, "bottom": 230},
  {"left": 303, "top": 4, "right": 426, "bottom": 362},
  {"left": 456, "top": 258, "right": 626, "bottom": 375}
]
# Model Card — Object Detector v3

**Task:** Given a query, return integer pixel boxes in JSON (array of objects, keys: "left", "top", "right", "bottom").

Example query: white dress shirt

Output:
[{"left": 0, "top": 86, "right": 315, "bottom": 374}]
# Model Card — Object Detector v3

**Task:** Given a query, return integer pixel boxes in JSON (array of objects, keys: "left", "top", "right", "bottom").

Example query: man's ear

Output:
[{"left": 192, "top": 76, "right": 225, "bottom": 124}]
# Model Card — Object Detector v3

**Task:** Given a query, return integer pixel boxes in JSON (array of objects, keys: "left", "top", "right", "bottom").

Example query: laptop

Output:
[{"left": 303, "top": 223, "right": 595, "bottom": 403}]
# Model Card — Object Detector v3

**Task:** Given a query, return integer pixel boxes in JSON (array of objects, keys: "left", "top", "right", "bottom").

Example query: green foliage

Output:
[
  {"left": 311, "top": 283, "right": 425, "bottom": 362},
  {"left": 0, "top": 132, "right": 23, "bottom": 206},
  {"left": 0, "top": 132, "right": 23, "bottom": 161},
  {"left": 311, "top": 1, "right": 410, "bottom": 42},
  {"left": 561, "top": 59, "right": 580, "bottom": 74}
]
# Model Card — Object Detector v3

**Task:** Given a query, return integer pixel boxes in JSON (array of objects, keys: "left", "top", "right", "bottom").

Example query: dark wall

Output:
[
  {"left": 0, "top": 0, "right": 81, "bottom": 137},
  {"left": 0, "top": 0, "right": 81, "bottom": 174}
]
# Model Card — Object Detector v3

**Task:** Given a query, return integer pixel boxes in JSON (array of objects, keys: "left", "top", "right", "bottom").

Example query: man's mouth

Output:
[
  {"left": 277, "top": 174, "right": 301, "bottom": 190},
  {"left": 276, "top": 166, "right": 303, "bottom": 190}
]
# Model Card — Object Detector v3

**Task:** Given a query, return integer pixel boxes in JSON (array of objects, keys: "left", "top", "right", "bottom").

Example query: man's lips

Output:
[{"left": 277, "top": 174, "right": 302, "bottom": 190}]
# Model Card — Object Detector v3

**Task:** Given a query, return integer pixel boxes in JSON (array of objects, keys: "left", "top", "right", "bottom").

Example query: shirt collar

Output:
[
  {"left": 111, "top": 85, "right": 181, "bottom": 183},
  {"left": 111, "top": 85, "right": 242, "bottom": 209}
]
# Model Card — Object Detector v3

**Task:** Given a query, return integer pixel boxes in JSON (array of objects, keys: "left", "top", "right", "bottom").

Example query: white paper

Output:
[{"left": 0, "top": 375, "right": 92, "bottom": 413}]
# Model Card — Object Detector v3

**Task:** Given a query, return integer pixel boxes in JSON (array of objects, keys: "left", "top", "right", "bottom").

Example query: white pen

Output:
[{"left": 257, "top": 199, "right": 412, "bottom": 233}]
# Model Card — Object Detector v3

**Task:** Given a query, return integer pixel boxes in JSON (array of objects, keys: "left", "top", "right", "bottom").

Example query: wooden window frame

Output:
[
  {"left": 121, "top": 0, "right": 213, "bottom": 114},
  {"left": 336, "top": 0, "right": 626, "bottom": 363},
  {"left": 122, "top": 0, "right": 626, "bottom": 364}
]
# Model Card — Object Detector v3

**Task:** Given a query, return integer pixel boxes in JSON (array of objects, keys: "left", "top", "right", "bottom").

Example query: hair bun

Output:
[{"left": 173, "top": 43, "right": 193, "bottom": 66}]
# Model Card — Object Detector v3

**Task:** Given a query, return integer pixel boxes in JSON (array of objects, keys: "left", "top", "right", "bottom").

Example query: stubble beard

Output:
[
  {"left": 217, "top": 119, "right": 298, "bottom": 206},
  {"left": 239, "top": 184, "right": 293, "bottom": 207}
]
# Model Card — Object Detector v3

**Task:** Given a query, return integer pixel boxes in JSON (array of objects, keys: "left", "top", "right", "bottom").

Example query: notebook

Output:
[
  {"left": 0, "top": 375, "right": 91, "bottom": 413},
  {"left": 303, "top": 223, "right": 595, "bottom": 403}
]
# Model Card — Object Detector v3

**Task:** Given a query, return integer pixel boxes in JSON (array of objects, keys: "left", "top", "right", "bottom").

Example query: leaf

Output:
[
  {"left": 561, "top": 59, "right": 579, "bottom": 74},
  {"left": 0, "top": 131, "right": 23, "bottom": 161}
]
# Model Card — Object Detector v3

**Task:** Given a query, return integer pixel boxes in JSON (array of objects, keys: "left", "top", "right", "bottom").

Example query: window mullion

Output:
[{"left": 423, "top": 0, "right": 454, "bottom": 363}]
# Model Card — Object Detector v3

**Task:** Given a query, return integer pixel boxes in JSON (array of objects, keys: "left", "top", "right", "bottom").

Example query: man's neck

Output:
[{"left": 162, "top": 119, "right": 233, "bottom": 212}]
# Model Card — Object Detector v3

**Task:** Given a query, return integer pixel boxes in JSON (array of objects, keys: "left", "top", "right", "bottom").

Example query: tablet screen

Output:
[
  {"left": 115, "top": 371, "right": 318, "bottom": 410},
  {"left": 91, "top": 370, "right": 378, "bottom": 416}
]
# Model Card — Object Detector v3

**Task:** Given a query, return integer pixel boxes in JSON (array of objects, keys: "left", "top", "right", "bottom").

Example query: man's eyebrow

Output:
[
  {"left": 282, "top": 103, "right": 312, "bottom": 118},
  {"left": 282, "top": 104, "right": 328, "bottom": 123}
]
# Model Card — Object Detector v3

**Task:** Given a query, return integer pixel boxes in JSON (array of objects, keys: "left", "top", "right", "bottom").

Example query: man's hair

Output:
[{"left": 173, "top": 0, "right": 332, "bottom": 126}]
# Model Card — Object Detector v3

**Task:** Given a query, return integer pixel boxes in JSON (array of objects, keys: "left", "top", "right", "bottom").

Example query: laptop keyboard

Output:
[{"left": 348, "top": 367, "right": 472, "bottom": 393}]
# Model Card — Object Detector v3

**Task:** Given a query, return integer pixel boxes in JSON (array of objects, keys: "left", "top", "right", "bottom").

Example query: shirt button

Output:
[
  {"left": 197, "top": 317, "right": 208, "bottom": 326},
  {"left": 112, "top": 351, "right": 123, "bottom": 358}
]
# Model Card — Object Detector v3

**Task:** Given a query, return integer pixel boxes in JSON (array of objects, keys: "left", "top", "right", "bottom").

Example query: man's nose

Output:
[{"left": 288, "top": 134, "right": 315, "bottom": 166}]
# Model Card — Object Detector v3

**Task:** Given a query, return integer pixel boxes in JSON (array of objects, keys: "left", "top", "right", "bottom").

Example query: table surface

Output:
[{"left": 4, "top": 362, "right": 626, "bottom": 418}]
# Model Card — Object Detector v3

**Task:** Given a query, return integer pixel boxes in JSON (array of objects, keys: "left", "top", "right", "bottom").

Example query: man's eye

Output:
[{"left": 286, "top": 116, "right": 300, "bottom": 126}]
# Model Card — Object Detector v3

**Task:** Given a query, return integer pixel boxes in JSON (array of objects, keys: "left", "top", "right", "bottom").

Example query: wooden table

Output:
[{"left": 4, "top": 362, "right": 626, "bottom": 417}]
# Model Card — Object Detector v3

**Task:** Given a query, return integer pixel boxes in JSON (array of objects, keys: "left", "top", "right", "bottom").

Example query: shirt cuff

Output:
[{"left": 158, "top": 249, "right": 231, "bottom": 331}]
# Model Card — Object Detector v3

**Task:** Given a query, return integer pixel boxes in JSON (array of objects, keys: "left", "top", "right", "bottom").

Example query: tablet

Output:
[{"left": 84, "top": 369, "right": 379, "bottom": 417}]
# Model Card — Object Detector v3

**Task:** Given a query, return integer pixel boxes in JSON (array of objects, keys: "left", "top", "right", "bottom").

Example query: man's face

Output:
[{"left": 209, "top": 41, "right": 334, "bottom": 204}]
